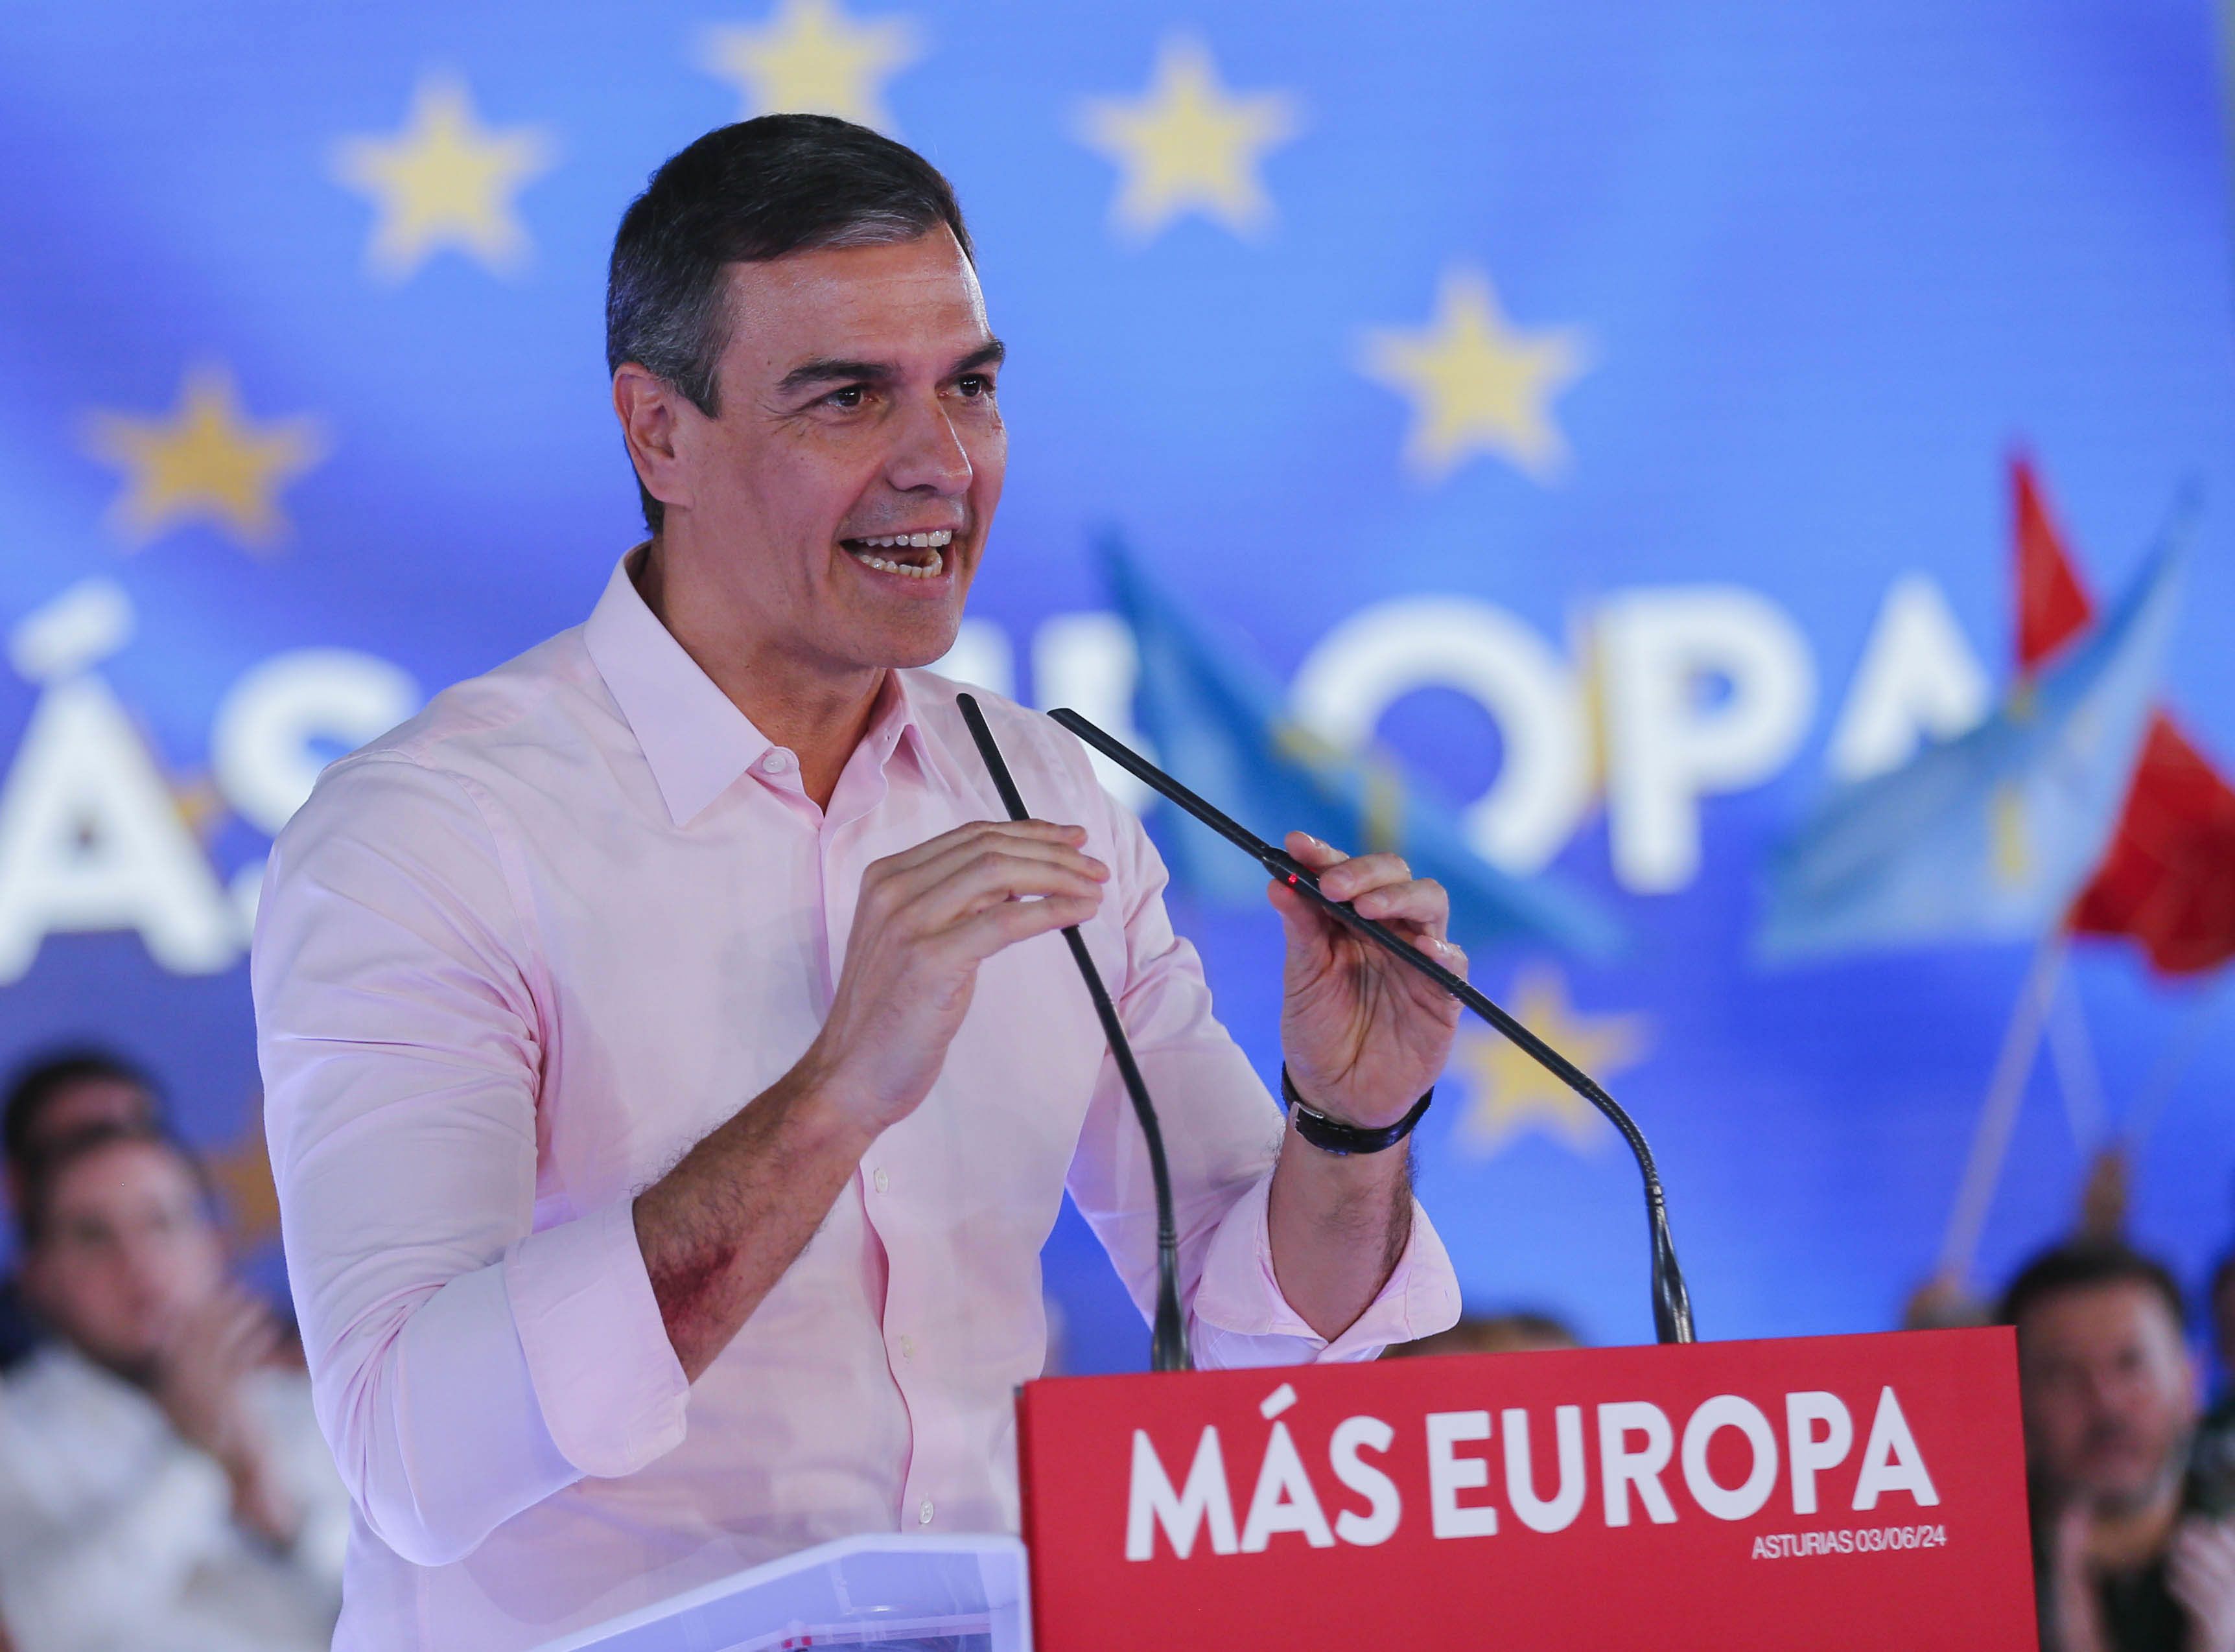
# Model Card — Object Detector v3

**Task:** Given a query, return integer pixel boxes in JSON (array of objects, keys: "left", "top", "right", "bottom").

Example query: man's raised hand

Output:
[
  {"left": 2171, "top": 1517, "right": 2235, "bottom": 1652},
  {"left": 1270, "top": 832, "right": 1463, "bottom": 1130},
  {"left": 803, "top": 819, "right": 1107, "bottom": 1139}
]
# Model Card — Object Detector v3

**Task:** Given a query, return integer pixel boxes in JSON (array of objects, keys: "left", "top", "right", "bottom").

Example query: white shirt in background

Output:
[{"left": 0, "top": 1342, "right": 350, "bottom": 1652}]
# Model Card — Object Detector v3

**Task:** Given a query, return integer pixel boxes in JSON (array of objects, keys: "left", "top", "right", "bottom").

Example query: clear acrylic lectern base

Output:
[{"left": 528, "top": 1533, "right": 1032, "bottom": 1652}]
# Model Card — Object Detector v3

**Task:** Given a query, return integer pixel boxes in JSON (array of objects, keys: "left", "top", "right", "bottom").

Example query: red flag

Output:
[
  {"left": 2015, "top": 458, "right": 2093, "bottom": 664},
  {"left": 2011, "top": 454, "right": 2235, "bottom": 975}
]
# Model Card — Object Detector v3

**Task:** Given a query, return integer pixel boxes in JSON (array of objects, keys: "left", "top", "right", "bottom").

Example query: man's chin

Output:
[
  {"left": 852, "top": 611, "right": 968, "bottom": 673},
  {"left": 2080, "top": 1463, "right": 2182, "bottom": 1515}
]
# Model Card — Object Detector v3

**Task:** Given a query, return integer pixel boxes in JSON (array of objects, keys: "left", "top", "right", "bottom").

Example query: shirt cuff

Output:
[
  {"left": 1188, "top": 1170, "right": 1462, "bottom": 1369},
  {"left": 504, "top": 1197, "right": 690, "bottom": 1478}
]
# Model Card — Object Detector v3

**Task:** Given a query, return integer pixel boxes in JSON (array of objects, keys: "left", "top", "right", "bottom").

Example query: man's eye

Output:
[
  {"left": 955, "top": 375, "right": 991, "bottom": 398},
  {"left": 827, "top": 386, "right": 865, "bottom": 409}
]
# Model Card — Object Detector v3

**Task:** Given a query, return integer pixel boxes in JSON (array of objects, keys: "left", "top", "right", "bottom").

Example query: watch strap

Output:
[{"left": 1280, "top": 1065, "right": 1433, "bottom": 1156}]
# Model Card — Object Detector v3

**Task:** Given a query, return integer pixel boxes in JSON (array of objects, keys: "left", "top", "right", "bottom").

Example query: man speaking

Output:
[{"left": 254, "top": 115, "right": 1462, "bottom": 1649}]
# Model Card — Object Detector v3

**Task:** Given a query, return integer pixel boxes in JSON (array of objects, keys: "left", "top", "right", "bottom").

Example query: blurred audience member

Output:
[
  {"left": 2193, "top": 1253, "right": 2235, "bottom": 1528},
  {"left": 0, "top": 1123, "right": 345, "bottom": 1652},
  {"left": 0, "top": 1052, "right": 163, "bottom": 1372},
  {"left": 2006, "top": 1240, "right": 2235, "bottom": 1652},
  {"left": 1388, "top": 1309, "right": 1582, "bottom": 1358},
  {"left": 1900, "top": 1145, "right": 2135, "bottom": 1337}
]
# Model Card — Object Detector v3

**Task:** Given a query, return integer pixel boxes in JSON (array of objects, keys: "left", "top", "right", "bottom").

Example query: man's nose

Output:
[
  {"left": 119, "top": 1237, "right": 170, "bottom": 1296},
  {"left": 885, "top": 395, "right": 972, "bottom": 496},
  {"left": 2080, "top": 1369, "right": 2137, "bottom": 1421}
]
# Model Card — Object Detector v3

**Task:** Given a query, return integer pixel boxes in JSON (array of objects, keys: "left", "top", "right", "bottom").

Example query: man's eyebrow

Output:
[
  {"left": 954, "top": 339, "right": 1007, "bottom": 375},
  {"left": 775, "top": 340, "right": 1005, "bottom": 396},
  {"left": 776, "top": 357, "right": 894, "bottom": 395}
]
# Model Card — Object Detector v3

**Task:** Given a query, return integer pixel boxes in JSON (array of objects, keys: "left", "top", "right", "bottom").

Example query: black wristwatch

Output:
[{"left": 1280, "top": 1065, "right": 1433, "bottom": 1156}]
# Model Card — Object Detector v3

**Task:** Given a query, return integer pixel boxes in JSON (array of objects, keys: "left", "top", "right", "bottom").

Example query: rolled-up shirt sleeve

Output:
[
  {"left": 253, "top": 753, "right": 688, "bottom": 1568},
  {"left": 1060, "top": 764, "right": 1460, "bottom": 1369}
]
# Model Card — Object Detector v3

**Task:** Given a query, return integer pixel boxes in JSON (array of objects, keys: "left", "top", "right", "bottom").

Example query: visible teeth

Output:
[
  {"left": 847, "top": 546, "right": 945, "bottom": 579},
  {"left": 854, "top": 529, "right": 954, "bottom": 550}
]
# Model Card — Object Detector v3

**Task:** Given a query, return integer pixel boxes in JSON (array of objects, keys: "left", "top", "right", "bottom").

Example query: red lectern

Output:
[{"left": 1017, "top": 1327, "right": 2037, "bottom": 1649}]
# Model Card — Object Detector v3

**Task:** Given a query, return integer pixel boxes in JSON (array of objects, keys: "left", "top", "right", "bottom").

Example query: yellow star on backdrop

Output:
[
  {"left": 703, "top": 0, "right": 920, "bottom": 130},
  {"left": 333, "top": 73, "right": 555, "bottom": 280},
  {"left": 1077, "top": 34, "right": 1302, "bottom": 240},
  {"left": 205, "top": 1095, "right": 281, "bottom": 1250},
  {"left": 1456, "top": 964, "right": 1649, "bottom": 1156},
  {"left": 170, "top": 773, "right": 228, "bottom": 841},
  {"left": 1360, "top": 266, "right": 1590, "bottom": 483},
  {"left": 84, "top": 365, "right": 325, "bottom": 551}
]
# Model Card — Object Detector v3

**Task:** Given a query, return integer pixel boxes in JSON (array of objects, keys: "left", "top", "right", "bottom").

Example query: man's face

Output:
[
  {"left": 2018, "top": 1281, "right": 2197, "bottom": 1512},
  {"left": 24, "top": 1139, "right": 225, "bottom": 1377},
  {"left": 653, "top": 226, "right": 1006, "bottom": 674}
]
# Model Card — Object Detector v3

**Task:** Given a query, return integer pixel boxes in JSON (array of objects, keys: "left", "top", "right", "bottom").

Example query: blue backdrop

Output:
[{"left": 1, "top": 0, "right": 2230, "bottom": 1371}]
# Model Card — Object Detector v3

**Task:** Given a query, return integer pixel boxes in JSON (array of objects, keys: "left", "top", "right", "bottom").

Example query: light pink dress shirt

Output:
[{"left": 253, "top": 551, "right": 1458, "bottom": 1650}]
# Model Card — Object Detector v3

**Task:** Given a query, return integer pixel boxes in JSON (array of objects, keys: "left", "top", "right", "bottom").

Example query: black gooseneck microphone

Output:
[
  {"left": 1041, "top": 706, "right": 1697, "bottom": 1348},
  {"left": 955, "top": 693, "right": 1191, "bottom": 1372}
]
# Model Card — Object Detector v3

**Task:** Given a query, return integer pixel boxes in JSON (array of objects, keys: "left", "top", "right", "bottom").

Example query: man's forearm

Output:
[
  {"left": 632, "top": 1061, "right": 875, "bottom": 1380},
  {"left": 1264, "top": 1121, "right": 1413, "bottom": 1344}
]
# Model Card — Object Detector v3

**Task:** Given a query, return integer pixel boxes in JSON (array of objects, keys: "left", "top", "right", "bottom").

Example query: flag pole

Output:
[
  {"left": 1937, "top": 927, "right": 2070, "bottom": 1285},
  {"left": 2044, "top": 964, "right": 2107, "bottom": 1149}
]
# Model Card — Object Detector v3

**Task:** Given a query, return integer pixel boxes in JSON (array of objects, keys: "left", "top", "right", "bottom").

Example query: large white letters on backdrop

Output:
[
  {"left": 0, "top": 581, "right": 418, "bottom": 980},
  {"left": 0, "top": 571, "right": 1992, "bottom": 975}
]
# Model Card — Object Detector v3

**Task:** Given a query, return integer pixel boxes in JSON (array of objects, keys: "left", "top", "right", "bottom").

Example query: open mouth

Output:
[{"left": 842, "top": 528, "right": 953, "bottom": 581}]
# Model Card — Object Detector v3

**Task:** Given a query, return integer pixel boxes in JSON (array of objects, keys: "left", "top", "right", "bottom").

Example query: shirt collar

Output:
[
  {"left": 869, "top": 668, "right": 931, "bottom": 774},
  {"left": 582, "top": 548, "right": 930, "bottom": 826}
]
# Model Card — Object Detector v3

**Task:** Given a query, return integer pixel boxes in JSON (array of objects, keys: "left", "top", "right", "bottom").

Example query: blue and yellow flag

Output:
[
  {"left": 1106, "top": 544, "right": 1621, "bottom": 958},
  {"left": 1759, "top": 535, "right": 2184, "bottom": 961}
]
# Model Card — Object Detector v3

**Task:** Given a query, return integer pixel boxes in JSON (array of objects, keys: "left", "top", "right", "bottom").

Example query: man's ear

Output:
[{"left": 613, "top": 365, "right": 694, "bottom": 517}]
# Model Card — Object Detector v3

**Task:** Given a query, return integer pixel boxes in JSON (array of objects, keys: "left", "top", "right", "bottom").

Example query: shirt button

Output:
[
  {"left": 898, "top": 1334, "right": 915, "bottom": 1360},
  {"left": 918, "top": 1498, "right": 935, "bottom": 1526},
  {"left": 872, "top": 1167, "right": 889, "bottom": 1193},
  {"left": 762, "top": 749, "right": 794, "bottom": 774}
]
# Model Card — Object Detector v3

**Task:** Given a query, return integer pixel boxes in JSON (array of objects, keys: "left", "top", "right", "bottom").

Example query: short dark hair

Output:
[
  {"left": 17, "top": 1121, "right": 212, "bottom": 1249},
  {"left": 2000, "top": 1239, "right": 2188, "bottom": 1336},
  {"left": 3, "top": 1049, "right": 158, "bottom": 1172},
  {"left": 605, "top": 114, "right": 974, "bottom": 533},
  {"left": 2212, "top": 1249, "right": 2235, "bottom": 1311}
]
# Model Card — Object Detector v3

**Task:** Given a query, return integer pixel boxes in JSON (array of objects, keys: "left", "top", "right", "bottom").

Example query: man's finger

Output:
[
  {"left": 1266, "top": 875, "right": 1339, "bottom": 960},
  {"left": 916, "top": 848, "right": 1108, "bottom": 926},
  {"left": 1315, "top": 851, "right": 1415, "bottom": 904},
  {"left": 887, "top": 828, "right": 1106, "bottom": 900},
  {"left": 1348, "top": 876, "right": 1450, "bottom": 937},
  {"left": 882, "top": 818, "right": 1086, "bottom": 876},
  {"left": 941, "top": 892, "right": 1101, "bottom": 962},
  {"left": 1423, "top": 935, "right": 1469, "bottom": 977},
  {"left": 213, "top": 1300, "right": 274, "bottom": 1365},
  {"left": 1282, "top": 831, "right": 1349, "bottom": 872},
  {"left": 909, "top": 828, "right": 1106, "bottom": 888},
  {"left": 2177, "top": 1521, "right": 2235, "bottom": 1566}
]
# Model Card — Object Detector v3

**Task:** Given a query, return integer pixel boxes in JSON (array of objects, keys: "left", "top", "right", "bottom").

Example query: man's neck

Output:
[
  {"left": 2083, "top": 1473, "right": 2184, "bottom": 1573},
  {"left": 635, "top": 539, "right": 882, "bottom": 809}
]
